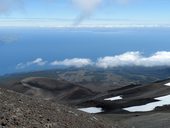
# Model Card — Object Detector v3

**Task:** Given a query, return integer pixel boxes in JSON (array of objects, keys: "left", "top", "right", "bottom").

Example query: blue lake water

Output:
[{"left": 0, "top": 27, "right": 170, "bottom": 75}]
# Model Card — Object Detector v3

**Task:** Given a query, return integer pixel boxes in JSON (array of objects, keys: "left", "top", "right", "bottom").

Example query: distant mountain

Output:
[{"left": 1, "top": 67, "right": 170, "bottom": 92}]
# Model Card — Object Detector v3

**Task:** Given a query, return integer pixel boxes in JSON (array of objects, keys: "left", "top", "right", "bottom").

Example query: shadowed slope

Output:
[{"left": 10, "top": 77, "right": 97, "bottom": 103}]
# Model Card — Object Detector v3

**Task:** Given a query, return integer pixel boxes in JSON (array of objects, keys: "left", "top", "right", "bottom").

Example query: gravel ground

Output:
[
  {"left": 0, "top": 88, "right": 119, "bottom": 128},
  {"left": 122, "top": 112, "right": 170, "bottom": 128}
]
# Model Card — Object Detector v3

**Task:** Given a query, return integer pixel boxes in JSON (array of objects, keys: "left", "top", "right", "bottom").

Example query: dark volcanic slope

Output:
[
  {"left": 8, "top": 77, "right": 97, "bottom": 104},
  {"left": 0, "top": 88, "right": 117, "bottom": 128},
  {"left": 107, "top": 78, "right": 170, "bottom": 100},
  {"left": 83, "top": 79, "right": 170, "bottom": 128},
  {"left": 79, "top": 79, "right": 170, "bottom": 113}
]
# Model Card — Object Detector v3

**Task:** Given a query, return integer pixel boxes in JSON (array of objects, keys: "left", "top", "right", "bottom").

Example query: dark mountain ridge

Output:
[
  {"left": 1, "top": 66, "right": 170, "bottom": 92},
  {"left": 9, "top": 77, "right": 97, "bottom": 104}
]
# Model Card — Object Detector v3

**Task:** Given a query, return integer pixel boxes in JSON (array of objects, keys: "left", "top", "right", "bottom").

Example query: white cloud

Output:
[
  {"left": 16, "top": 58, "right": 47, "bottom": 69},
  {"left": 96, "top": 51, "right": 170, "bottom": 68},
  {"left": 16, "top": 51, "right": 170, "bottom": 70},
  {"left": 138, "top": 51, "right": 170, "bottom": 67},
  {"left": 96, "top": 52, "right": 141, "bottom": 68},
  {"left": 51, "top": 58, "right": 93, "bottom": 68}
]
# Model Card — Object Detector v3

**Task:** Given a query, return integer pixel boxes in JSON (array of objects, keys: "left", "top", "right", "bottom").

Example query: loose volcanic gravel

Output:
[{"left": 0, "top": 88, "right": 119, "bottom": 128}]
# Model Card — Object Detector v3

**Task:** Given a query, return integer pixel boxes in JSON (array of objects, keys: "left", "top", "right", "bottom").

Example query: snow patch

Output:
[
  {"left": 78, "top": 107, "right": 103, "bottom": 113},
  {"left": 123, "top": 95, "right": 170, "bottom": 112},
  {"left": 164, "top": 82, "right": 170, "bottom": 86},
  {"left": 104, "top": 96, "right": 122, "bottom": 101}
]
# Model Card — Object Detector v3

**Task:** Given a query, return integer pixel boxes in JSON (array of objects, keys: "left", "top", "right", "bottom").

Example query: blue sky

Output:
[{"left": 0, "top": 0, "right": 170, "bottom": 26}]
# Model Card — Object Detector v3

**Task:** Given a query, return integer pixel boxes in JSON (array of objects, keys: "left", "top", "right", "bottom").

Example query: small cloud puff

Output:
[
  {"left": 16, "top": 58, "right": 47, "bottom": 69},
  {"left": 51, "top": 58, "right": 93, "bottom": 68},
  {"left": 31, "top": 58, "right": 47, "bottom": 66}
]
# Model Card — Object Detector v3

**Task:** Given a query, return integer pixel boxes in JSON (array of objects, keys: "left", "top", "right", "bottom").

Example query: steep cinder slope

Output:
[{"left": 0, "top": 88, "right": 118, "bottom": 128}]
